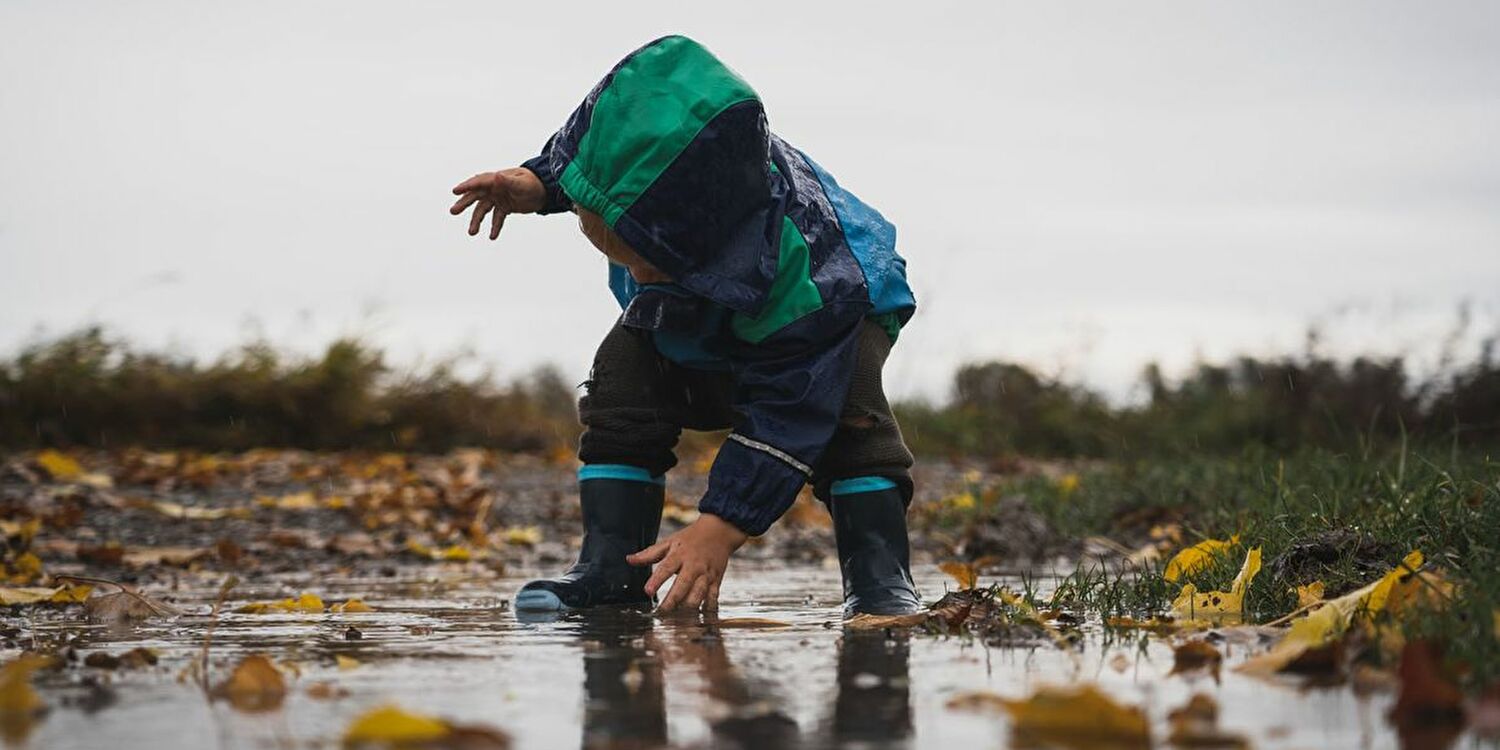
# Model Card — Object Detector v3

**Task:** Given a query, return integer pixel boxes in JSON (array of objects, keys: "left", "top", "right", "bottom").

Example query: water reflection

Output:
[
  {"left": 564, "top": 612, "right": 913, "bottom": 749},
  {"left": 826, "top": 631, "right": 913, "bottom": 748}
]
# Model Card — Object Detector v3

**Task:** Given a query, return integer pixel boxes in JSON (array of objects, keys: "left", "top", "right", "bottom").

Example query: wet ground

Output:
[
  {"left": 0, "top": 450, "right": 1433, "bottom": 748},
  {"left": 20, "top": 564, "right": 1401, "bottom": 750}
]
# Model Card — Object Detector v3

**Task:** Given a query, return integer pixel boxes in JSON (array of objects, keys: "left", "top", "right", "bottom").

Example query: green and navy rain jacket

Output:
[{"left": 521, "top": 36, "right": 915, "bottom": 536}]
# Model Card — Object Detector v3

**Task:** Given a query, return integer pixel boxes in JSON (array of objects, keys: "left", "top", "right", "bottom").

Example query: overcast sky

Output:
[{"left": 2, "top": 1, "right": 1497, "bottom": 400}]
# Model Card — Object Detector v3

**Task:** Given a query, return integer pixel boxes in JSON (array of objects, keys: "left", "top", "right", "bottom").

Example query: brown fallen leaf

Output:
[
  {"left": 1000, "top": 684, "right": 1151, "bottom": 749},
  {"left": 84, "top": 589, "right": 184, "bottom": 622},
  {"left": 213, "top": 655, "right": 287, "bottom": 713},
  {"left": 710, "top": 617, "right": 792, "bottom": 629},
  {"left": 83, "top": 648, "right": 158, "bottom": 670},
  {"left": 1170, "top": 640, "right": 1223, "bottom": 683},
  {"left": 1167, "top": 693, "right": 1249, "bottom": 748},
  {"left": 843, "top": 612, "right": 929, "bottom": 630},
  {"left": 306, "top": 681, "right": 348, "bottom": 701},
  {"left": 944, "top": 691, "right": 1009, "bottom": 713}
]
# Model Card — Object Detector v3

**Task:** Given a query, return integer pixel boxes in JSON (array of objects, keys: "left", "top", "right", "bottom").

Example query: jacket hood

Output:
[{"left": 546, "top": 36, "right": 783, "bottom": 316}]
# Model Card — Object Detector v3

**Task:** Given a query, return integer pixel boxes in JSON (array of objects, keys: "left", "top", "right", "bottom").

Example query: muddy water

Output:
[{"left": 28, "top": 564, "right": 1397, "bottom": 749}]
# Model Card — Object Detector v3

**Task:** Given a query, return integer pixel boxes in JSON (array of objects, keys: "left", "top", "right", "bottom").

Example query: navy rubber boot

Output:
[
  {"left": 827, "top": 484, "right": 922, "bottom": 618},
  {"left": 515, "top": 475, "right": 663, "bottom": 613}
]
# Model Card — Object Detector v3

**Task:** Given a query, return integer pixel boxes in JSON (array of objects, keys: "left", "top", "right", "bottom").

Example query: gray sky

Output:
[{"left": 3, "top": 1, "right": 1497, "bottom": 400}]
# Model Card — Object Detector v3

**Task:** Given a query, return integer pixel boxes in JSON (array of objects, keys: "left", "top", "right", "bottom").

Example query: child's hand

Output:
[
  {"left": 448, "top": 168, "right": 547, "bottom": 240},
  {"left": 627, "top": 513, "right": 748, "bottom": 612}
]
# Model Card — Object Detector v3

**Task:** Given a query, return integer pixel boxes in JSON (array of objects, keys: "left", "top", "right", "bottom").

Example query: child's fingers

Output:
[
  {"left": 705, "top": 580, "right": 722, "bottom": 611},
  {"left": 451, "top": 173, "right": 492, "bottom": 195},
  {"left": 659, "top": 568, "right": 699, "bottom": 611},
  {"left": 682, "top": 576, "right": 711, "bottom": 611},
  {"left": 488, "top": 206, "right": 506, "bottom": 240},
  {"left": 644, "top": 557, "right": 679, "bottom": 596},
  {"left": 449, "top": 191, "right": 482, "bottom": 215},
  {"left": 627, "top": 541, "right": 669, "bottom": 566},
  {"left": 467, "top": 200, "right": 493, "bottom": 235}
]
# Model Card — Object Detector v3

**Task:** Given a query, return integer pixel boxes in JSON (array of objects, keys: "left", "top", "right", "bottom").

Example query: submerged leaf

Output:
[
  {"left": 85, "top": 589, "right": 183, "bottom": 622},
  {"left": 343, "top": 705, "right": 451, "bottom": 745},
  {"left": 1167, "top": 693, "right": 1248, "bottom": 749},
  {"left": 214, "top": 655, "right": 287, "bottom": 713},
  {"left": 1000, "top": 684, "right": 1150, "bottom": 748},
  {"left": 1163, "top": 534, "right": 1240, "bottom": 583},
  {"left": 945, "top": 691, "right": 1009, "bottom": 713},
  {"left": 0, "top": 655, "right": 51, "bottom": 744},
  {"left": 1170, "top": 547, "right": 1262, "bottom": 623},
  {"left": 843, "top": 612, "right": 930, "bottom": 630},
  {"left": 711, "top": 617, "right": 792, "bottom": 629},
  {"left": 332, "top": 599, "right": 374, "bottom": 614},
  {"left": 1170, "top": 640, "right": 1223, "bottom": 682}
]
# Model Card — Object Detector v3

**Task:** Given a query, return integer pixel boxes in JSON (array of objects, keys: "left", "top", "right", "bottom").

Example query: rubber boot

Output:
[
  {"left": 515, "top": 475, "right": 663, "bottom": 612},
  {"left": 827, "top": 484, "right": 922, "bottom": 618}
]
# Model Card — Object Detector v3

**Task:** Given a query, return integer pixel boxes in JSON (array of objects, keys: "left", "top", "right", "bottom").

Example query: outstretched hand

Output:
[
  {"left": 448, "top": 167, "right": 548, "bottom": 240},
  {"left": 627, "top": 513, "right": 748, "bottom": 612}
]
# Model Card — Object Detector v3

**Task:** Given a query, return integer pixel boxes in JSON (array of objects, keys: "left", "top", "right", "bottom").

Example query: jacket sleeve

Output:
[
  {"left": 519, "top": 134, "right": 574, "bottom": 216},
  {"left": 698, "top": 306, "right": 865, "bottom": 535}
]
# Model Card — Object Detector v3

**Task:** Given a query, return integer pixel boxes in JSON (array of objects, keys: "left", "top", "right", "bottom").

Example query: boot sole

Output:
[{"left": 514, "top": 589, "right": 567, "bottom": 612}]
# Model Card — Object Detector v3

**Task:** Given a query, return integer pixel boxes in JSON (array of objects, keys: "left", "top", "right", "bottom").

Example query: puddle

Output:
[{"left": 23, "top": 565, "right": 1401, "bottom": 749}]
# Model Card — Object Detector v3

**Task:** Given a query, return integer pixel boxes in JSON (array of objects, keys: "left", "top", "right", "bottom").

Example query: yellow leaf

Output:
[
  {"left": 148, "top": 501, "right": 248, "bottom": 521},
  {"left": 1295, "top": 581, "right": 1325, "bottom": 609},
  {"left": 49, "top": 584, "right": 93, "bottom": 604},
  {"left": 939, "top": 561, "right": 979, "bottom": 590},
  {"left": 335, "top": 655, "right": 361, "bottom": 670},
  {"left": 332, "top": 599, "right": 373, "bottom": 613},
  {"left": 1238, "top": 551, "right": 1423, "bottom": 676},
  {"left": 1163, "top": 534, "right": 1240, "bottom": 583},
  {"left": 1056, "top": 473, "right": 1080, "bottom": 495},
  {"left": 1170, "top": 547, "right": 1261, "bottom": 623},
  {"left": 284, "top": 592, "right": 326, "bottom": 612},
  {"left": 947, "top": 492, "right": 976, "bottom": 510},
  {"left": 214, "top": 655, "right": 286, "bottom": 713},
  {"left": 439, "top": 545, "right": 471, "bottom": 562},
  {"left": 999, "top": 684, "right": 1151, "bottom": 748},
  {"left": 0, "top": 654, "right": 51, "bottom": 743},
  {"left": 501, "top": 526, "right": 542, "bottom": 546},
  {"left": 271, "top": 492, "right": 318, "bottom": 510},
  {"left": 35, "top": 450, "right": 82, "bottom": 480},
  {"left": 342, "top": 705, "right": 451, "bottom": 745},
  {"left": 6, "top": 553, "right": 43, "bottom": 584},
  {"left": 0, "top": 587, "right": 61, "bottom": 606},
  {"left": 237, "top": 592, "right": 325, "bottom": 614}
]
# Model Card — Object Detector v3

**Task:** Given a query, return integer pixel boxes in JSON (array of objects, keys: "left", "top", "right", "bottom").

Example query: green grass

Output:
[{"left": 963, "top": 444, "right": 1499, "bottom": 687}]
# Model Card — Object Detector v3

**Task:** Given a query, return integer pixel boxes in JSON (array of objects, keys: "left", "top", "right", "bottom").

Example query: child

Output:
[{"left": 449, "top": 36, "right": 919, "bottom": 618}]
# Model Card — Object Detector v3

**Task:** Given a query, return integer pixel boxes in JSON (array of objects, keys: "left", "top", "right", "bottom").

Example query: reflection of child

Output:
[{"left": 449, "top": 36, "right": 919, "bottom": 617}]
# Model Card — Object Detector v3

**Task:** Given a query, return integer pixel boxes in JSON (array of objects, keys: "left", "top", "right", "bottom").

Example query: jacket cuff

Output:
[
  {"left": 519, "top": 154, "right": 573, "bottom": 215},
  {"left": 698, "top": 437, "right": 809, "bottom": 536}
]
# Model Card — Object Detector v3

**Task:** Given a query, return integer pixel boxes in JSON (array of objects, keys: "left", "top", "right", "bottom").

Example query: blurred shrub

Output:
[
  {"left": 3, "top": 327, "right": 1497, "bottom": 457},
  {"left": 898, "top": 337, "right": 1500, "bottom": 460},
  {"left": 0, "top": 328, "right": 578, "bottom": 452}
]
